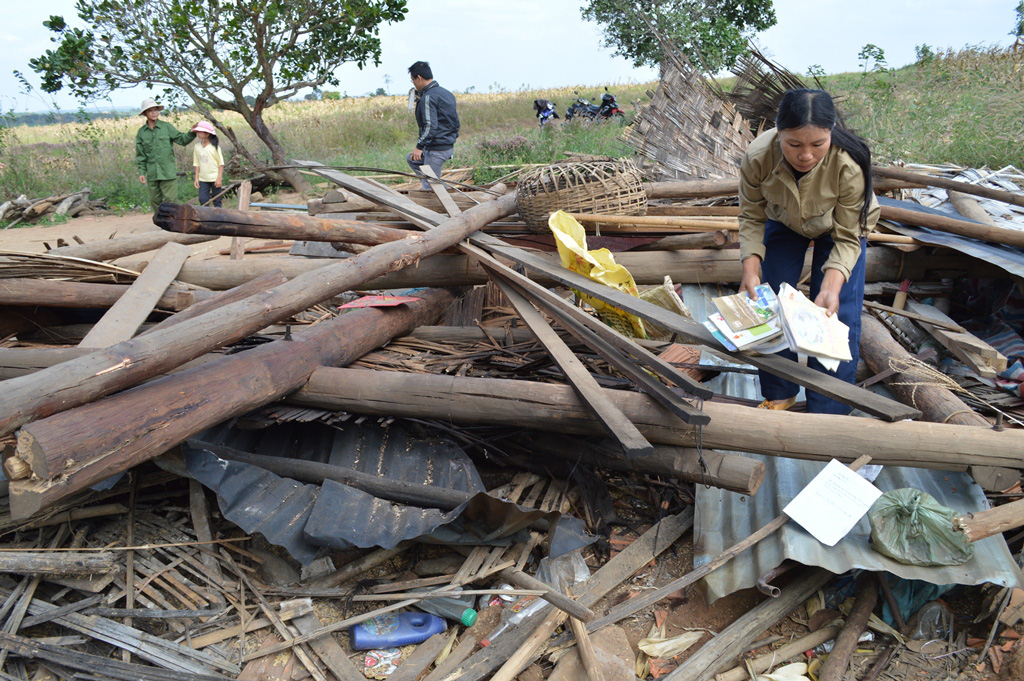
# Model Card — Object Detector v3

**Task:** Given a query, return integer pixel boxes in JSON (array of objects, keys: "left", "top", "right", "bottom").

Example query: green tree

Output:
[
  {"left": 29, "top": 0, "right": 407, "bottom": 192},
  {"left": 581, "top": 0, "right": 776, "bottom": 72},
  {"left": 1013, "top": 2, "right": 1024, "bottom": 48}
]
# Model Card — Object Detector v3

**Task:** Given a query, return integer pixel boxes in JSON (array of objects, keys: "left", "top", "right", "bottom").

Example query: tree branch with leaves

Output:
[
  {"left": 581, "top": 0, "right": 776, "bottom": 73},
  {"left": 29, "top": 0, "right": 408, "bottom": 193}
]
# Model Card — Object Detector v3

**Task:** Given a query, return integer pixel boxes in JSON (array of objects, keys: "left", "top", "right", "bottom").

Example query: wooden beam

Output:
[
  {"left": 880, "top": 203, "right": 1024, "bottom": 249},
  {"left": 147, "top": 246, "right": 966, "bottom": 291},
  {"left": 663, "top": 567, "right": 835, "bottom": 681},
  {"left": 862, "top": 300, "right": 965, "bottom": 333},
  {"left": 505, "top": 432, "right": 764, "bottom": 496},
  {"left": 954, "top": 498, "right": 1024, "bottom": 543},
  {"left": 154, "top": 202, "right": 412, "bottom": 245},
  {"left": 46, "top": 232, "right": 216, "bottom": 262},
  {"left": 905, "top": 300, "right": 1007, "bottom": 376},
  {"left": 493, "top": 277, "right": 654, "bottom": 458},
  {"left": 290, "top": 369, "right": 1023, "bottom": 470},
  {"left": 859, "top": 315, "right": 989, "bottom": 427},
  {"left": 78, "top": 242, "right": 191, "bottom": 348},
  {"left": 421, "top": 165, "right": 463, "bottom": 217},
  {"left": 0, "top": 278, "right": 204, "bottom": 311}
]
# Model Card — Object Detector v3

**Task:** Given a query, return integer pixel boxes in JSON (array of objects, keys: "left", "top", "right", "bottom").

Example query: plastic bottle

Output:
[
  {"left": 479, "top": 595, "right": 546, "bottom": 647},
  {"left": 350, "top": 612, "right": 446, "bottom": 650},
  {"left": 416, "top": 592, "right": 478, "bottom": 627}
]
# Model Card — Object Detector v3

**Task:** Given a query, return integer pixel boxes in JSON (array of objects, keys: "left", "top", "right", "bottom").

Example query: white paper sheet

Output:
[{"left": 784, "top": 459, "right": 883, "bottom": 546}]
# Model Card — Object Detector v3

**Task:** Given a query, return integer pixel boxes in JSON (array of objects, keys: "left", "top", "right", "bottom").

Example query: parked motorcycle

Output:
[
  {"left": 533, "top": 99, "right": 560, "bottom": 126},
  {"left": 564, "top": 89, "right": 625, "bottom": 122}
]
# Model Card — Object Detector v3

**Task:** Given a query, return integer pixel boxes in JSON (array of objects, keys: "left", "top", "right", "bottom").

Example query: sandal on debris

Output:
[{"left": 756, "top": 396, "right": 797, "bottom": 411}]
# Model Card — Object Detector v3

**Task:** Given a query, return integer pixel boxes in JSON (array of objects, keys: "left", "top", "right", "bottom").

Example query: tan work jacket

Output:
[{"left": 738, "top": 128, "right": 880, "bottom": 280}]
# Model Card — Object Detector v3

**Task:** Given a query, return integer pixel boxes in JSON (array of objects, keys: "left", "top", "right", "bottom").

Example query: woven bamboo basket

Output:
[{"left": 515, "top": 159, "right": 647, "bottom": 233}]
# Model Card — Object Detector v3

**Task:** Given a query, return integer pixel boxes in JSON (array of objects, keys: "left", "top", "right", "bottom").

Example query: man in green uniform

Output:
[{"left": 135, "top": 98, "right": 195, "bottom": 212}]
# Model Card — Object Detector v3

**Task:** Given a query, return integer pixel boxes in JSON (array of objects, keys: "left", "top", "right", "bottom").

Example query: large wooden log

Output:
[
  {"left": 154, "top": 202, "right": 412, "bottom": 245},
  {"left": 288, "top": 369, "right": 1024, "bottom": 470},
  {"left": 8, "top": 289, "right": 454, "bottom": 516},
  {"left": 0, "top": 194, "right": 516, "bottom": 438},
  {"left": 0, "top": 551, "right": 116, "bottom": 577},
  {"left": 0, "top": 278, "right": 205, "bottom": 311},
  {"left": 859, "top": 314, "right": 988, "bottom": 427},
  {"left": 46, "top": 232, "right": 217, "bottom": 261},
  {"left": 145, "top": 246, "right": 994, "bottom": 291}
]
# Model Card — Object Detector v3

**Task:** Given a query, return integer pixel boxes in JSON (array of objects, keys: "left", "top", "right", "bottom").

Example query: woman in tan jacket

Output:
[{"left": 738, "top": 89, "right": 880, "bottom": 414}]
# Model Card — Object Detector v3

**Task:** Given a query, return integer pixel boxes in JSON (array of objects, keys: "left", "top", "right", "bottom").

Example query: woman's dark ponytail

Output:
[
  {"left": 776, "top": 89, "right": 873, "bottom": 229},
  {"left": 209, "top": 133, "right": 219, "bottom": 150}
]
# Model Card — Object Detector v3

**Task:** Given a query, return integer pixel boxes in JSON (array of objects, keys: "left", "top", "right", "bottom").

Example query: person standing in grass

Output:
[
  {"left": 738, "top": 88, "right": 879, "bottom": 415},
  {"left": 407, "top": 61, "right": 460, "bottom": 190},
  {"left": 135, "top": 98, "right": 195, "bottom": 212},
  {"left": 191, "top": 121, "right": 225, "bottom": 207}
]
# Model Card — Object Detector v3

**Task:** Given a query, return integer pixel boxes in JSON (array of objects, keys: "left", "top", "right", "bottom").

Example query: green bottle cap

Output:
[{"left": 460, "top": 608, "right": 478, "bottom": 627}]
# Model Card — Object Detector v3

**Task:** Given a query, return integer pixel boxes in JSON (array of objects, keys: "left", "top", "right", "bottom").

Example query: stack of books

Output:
[
  {"left": 705, "top": 284, "right": 852, "bottom": 372},
  {"left": 704, "top": 284, "right": 784, "bottom": 352}
]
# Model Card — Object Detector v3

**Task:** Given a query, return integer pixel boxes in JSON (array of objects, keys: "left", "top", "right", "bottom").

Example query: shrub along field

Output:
[{"left": 1, "top": 45, "right": 1021, "bottom": 216}]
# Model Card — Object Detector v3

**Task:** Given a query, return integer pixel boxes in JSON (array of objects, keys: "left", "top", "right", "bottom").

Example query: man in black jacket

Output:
[{"left": 407, "top": 61, "right": 460, "bottom": 190}]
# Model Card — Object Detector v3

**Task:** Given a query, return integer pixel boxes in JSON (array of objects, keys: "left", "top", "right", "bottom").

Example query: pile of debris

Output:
[
  {"left": 0, "top": 189, "right": 107, "bottom": 228},
  {"left": 1, "top": 152, "right": 1024, "bottom": 679}
]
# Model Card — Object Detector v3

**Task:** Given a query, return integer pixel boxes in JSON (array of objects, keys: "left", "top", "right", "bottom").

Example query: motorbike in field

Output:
[
  {"left": 533, "top": 99, "right": 560, "bottom": 126},
  {"left": 564, "top": 89, "right": 626, "bottom": 122}
]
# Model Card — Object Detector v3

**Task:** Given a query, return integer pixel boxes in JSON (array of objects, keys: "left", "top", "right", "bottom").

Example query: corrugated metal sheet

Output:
[
  {"left": 678, "top": 285, "right": 1024, "bottom": 603},
  {"left": 185, "top": 419, "right": 595, "bottom": 565},
  {"left": 878, "top": 196, "right": 1024, "bottom": 279},
  {"left": 185, "top": 419, "right": 485, "bottom": 564}
]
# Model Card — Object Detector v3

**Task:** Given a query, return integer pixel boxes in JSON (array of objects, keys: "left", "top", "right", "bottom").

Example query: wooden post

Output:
[
  {"left": 289, "top": 369, "right": 1024, "bottom": 470},
  {"left": 46, "top": 232, "right": 216, "bottom": 262},
  {"left": 7, "top": 288, "right": 455, "bottom": 516},
  {"left": 0, "top": 278, "right": 204, "bottom": 311},
  {"left": 954, "top": 498, "right": 1024, "bottom": 543},
  {"left": 818, "top": 574, "right": 879, "bottom": 681},
  {"left": 663, "top": 567, "right": 835, "bottom": 681},
  {"left": 0, "top": 193, "right": 516, "bottom": 438},
  {"left": 154, "top": 202, "right": 412, "bottom": 245},
  {"left": 138, "top": 246, "right": 975, "bottom": 292},
  {"left": 231, "top": 180, "right": 251, "bottom": 260}
]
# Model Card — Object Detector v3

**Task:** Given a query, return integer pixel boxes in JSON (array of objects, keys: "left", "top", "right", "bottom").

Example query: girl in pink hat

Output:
[{"left": 191, "top": 121, "right": 225, "bottom": 207}]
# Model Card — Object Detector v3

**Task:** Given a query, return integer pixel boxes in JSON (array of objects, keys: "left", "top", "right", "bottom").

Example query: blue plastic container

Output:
[{"left": 350, "top": 612, "right": 447, "bottom": 650}]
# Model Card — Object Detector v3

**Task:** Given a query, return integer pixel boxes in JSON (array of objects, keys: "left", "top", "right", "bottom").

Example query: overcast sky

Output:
[{"left": 1, "top": 0, "right": 1016, "bottom": 114}]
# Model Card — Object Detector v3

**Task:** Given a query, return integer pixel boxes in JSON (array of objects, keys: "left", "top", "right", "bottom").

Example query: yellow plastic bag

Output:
[{"left": 548, "top": 210, "right": 647, "bottom": 338}]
